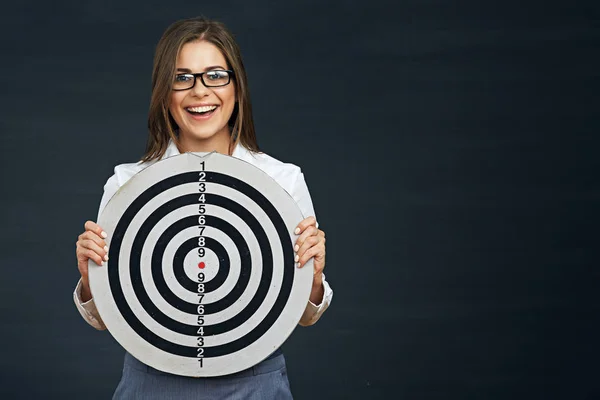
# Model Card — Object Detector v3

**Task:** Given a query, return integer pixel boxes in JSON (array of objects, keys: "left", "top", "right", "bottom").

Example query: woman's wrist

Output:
[
  {"left": 309, "top": 275, "right": 324, "bottom": 305},
  {"left": 80, "top": 277, "right": 92, "bottom": 302}
]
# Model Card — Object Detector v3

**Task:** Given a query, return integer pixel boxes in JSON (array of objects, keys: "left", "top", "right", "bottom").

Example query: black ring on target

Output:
[{"left": 108, "top": 172, "right": 294, "bottom": 358}]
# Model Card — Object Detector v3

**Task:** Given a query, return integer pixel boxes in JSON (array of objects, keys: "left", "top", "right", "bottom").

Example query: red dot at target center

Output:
[{"left": 198, "top": 262, "right": 205, "bottom": 269}]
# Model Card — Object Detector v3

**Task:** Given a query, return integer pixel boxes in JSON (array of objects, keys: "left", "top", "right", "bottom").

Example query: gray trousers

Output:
[{"left": 113, "top": 351, "right": 293, "bottom": 399}]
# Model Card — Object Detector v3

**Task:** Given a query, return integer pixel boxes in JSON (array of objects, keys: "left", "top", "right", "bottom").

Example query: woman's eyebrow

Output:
[
  {"left": 203, "top": 65, "right": 226, "bottom": 71},
  {"left": 176, "top": 66, "right": 226, "bottom": 73}
]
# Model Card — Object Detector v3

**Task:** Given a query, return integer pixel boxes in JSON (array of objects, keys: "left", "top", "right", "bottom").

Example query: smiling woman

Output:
[{"left": 72, "top": 16, "right": 333, "bottom": 400}]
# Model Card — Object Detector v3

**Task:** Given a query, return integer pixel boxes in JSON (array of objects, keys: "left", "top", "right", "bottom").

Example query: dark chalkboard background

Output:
[{"left": 0, "top": 0, "right": 598, "bottom": 399}]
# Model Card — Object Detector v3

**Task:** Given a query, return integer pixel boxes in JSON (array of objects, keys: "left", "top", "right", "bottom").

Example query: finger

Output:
[
  {"left": 294, "top": 216, "right": 317, "bottom": 235},
  {"left": 80, "top": 248, "right": 105, "bottom": 267},
  {"left": 79, "top": 239, "right": 108, "bottom": 261},
  {"left": 296, "top": 235, "right": 319, "bottom": 260},
  {"left": 297, "top": 246, "right": 323, "bottom": 268},
  {"left": 84, "top": 220, "right": 108, "bottom": 239},
  {"left": 79, "top": 231, "right": 107, "bottom": 249},
  {"left": 295, "top": 226, "right": 319, "bottom": 250}
]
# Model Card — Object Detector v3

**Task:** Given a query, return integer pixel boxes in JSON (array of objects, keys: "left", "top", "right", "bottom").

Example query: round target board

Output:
[{"left": 88, "top": 152, "right": 313, "bottom": 377}]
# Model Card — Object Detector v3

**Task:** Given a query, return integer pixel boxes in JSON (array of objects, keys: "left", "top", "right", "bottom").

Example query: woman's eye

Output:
[
  {"left": 207, "top": 71, "right": 227, "bottom": 80},
  {"left": 175, "top": 75, "right": 191, "bottom": 82}
]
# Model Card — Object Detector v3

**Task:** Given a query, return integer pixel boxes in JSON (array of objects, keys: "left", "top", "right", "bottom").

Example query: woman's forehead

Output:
[{"left": 176, "top": 40, "right": 228, "bottom": 70}]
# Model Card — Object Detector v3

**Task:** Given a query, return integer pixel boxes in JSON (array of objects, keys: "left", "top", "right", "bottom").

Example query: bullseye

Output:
[{"left": 198, "top": 262, "right": 205, "bottom": 269}]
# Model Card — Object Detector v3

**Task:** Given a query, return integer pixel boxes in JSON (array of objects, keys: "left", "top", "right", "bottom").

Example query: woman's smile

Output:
[{"left": 185, "top": 104, "right": 220, "bottom": 120}]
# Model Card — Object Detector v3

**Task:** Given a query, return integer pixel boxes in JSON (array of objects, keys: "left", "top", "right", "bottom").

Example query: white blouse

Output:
[{"left": 73, "top": 140, "right": 333, "bottom": 330}]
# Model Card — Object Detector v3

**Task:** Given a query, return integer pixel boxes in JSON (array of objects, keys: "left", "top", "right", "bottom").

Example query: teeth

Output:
[{"left": 187, "top": 105, "right": 217, "bottom": 113}]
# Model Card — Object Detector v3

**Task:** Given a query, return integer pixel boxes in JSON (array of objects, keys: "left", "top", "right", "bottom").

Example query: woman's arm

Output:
[
  {"left": 73, "top": 173, "right": 121, "bottom": 330},
  {"left": 290, "top": 171, "right": 334, "bottom": 326}
]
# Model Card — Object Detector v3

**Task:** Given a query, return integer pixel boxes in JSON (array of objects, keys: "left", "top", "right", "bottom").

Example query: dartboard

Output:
[{"left": 88, "top": 152, "right": 313, "bottom": 377}]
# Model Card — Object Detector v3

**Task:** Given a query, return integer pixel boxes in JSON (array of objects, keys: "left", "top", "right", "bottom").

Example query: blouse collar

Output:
[{"left": 163, "top": 139, "right": 248, "bottom": 161}]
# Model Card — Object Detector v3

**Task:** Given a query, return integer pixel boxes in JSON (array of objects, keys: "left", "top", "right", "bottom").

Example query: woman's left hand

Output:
[{"left": 294, "top": 216, "right": 326, "bottom": 305}]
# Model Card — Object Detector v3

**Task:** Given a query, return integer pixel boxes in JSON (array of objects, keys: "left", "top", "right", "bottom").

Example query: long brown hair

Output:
[{"left": 142, "top": 17, "right": 259, "bottom": 162}]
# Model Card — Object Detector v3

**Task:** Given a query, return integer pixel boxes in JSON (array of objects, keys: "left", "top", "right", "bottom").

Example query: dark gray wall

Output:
[{"left": 0, "top": 0, "right": 598, "bottom": 399}]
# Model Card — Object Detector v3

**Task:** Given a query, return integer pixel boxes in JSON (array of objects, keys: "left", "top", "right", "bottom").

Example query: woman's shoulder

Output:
[
  {"left": 108, "top": 140, "right": 180, "bottom": 188},
  {"left": 241, "top": 149, "right": 314, "bottom": 215},
  {"left": 239, "top": 148, "right": 304, "bottom": 192},
  {"left": 105, "top": 159, "right": 157, "bottom": 189},
  {"left": 245, "top": 149, "right": 301, "bottom": 172}
]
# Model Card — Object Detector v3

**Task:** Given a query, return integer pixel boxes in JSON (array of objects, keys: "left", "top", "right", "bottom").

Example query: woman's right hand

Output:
[{"left": 76, "top": 221, "right": 108, "bottom": 302}]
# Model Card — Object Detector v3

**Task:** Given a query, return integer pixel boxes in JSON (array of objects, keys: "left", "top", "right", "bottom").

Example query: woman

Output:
[{"left": 73, "top": 17, "right": 333, "bottom": 399}]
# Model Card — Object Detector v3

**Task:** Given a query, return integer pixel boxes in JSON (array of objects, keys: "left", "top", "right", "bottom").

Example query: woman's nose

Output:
[{"left": 191, "top": 79, "right": 210, "bottom": 97}]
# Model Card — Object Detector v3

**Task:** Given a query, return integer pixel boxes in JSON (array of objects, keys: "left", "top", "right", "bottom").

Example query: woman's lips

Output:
[{"left": 186, "top": 106, "right": 218, "bottom": 120}]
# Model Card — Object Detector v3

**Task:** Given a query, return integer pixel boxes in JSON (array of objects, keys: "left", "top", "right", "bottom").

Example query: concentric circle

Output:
[{"left": 89, "top": 152, "right": 313, "bottom": 377}]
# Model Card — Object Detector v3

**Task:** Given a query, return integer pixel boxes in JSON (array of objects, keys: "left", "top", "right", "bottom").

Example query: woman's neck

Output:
[{"left": 177, "top": 129, "right": 232, "bottom": 156}]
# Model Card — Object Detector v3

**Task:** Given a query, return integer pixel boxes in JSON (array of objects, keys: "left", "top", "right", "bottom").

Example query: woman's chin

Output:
[{"left": 179, "top": 126, "right": 230, "bottom": 144}]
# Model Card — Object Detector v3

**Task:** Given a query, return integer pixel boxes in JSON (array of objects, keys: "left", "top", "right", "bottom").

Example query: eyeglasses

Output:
[{"left": 172, "top": 70, "right": 234, "bottom": 91}]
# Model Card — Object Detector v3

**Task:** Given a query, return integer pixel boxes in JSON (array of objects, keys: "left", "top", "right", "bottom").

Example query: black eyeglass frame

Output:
[{"left": 172, "top": 69, "right": 235, "bottom": 91}]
